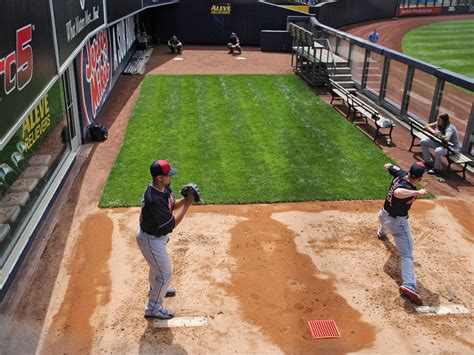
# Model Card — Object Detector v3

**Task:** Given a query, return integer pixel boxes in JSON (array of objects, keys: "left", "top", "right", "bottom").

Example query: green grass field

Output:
[
  {"left": 100, "top": 75, "right": 395, "bottom": 207},
  {"left": 402, "top": 19, "right": 474, "bottom": 79}
]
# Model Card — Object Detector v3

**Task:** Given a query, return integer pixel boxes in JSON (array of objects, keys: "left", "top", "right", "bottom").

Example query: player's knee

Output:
[{"left": 420, "top": 137, "right": 430, "bottom": 146}]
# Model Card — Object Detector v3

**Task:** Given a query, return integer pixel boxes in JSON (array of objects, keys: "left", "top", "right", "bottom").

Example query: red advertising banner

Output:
[{"left": 398, "top": 6, "right": 442, "bottom": 17}]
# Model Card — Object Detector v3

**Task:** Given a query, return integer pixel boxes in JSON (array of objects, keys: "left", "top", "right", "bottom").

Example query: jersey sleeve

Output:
[
  {"left": 388, "top": 164, "right": 401, "bottom": 177},
  {"left": 445, "top": 125, "right": 454, "bottom": 141}
]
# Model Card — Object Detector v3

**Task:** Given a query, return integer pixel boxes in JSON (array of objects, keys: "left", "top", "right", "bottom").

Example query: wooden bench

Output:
[
  {"left": 408, "top": 119, "right": 473, "bottom": 179},
  {"left": 328, "top": 80, "right": 394, "bottom": 143},
  {"left": 329, "top": 79, "right": 351, "bottom": 109},
  {"left": 347, "top": 95, "right": 395, "bottom": 142}
]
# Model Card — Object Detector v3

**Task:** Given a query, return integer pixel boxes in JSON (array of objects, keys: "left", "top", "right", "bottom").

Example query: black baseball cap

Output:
[
  {"left": 150, "top": 160, "right": 177, "bottom": 177},
  {"left": 409, "top": 162, "right": 426, "bottom": 178}
]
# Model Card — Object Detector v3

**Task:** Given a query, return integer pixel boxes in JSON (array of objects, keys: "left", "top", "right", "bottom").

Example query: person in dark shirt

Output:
[
  {"left": 377, "top": 162, "right": 428, "bottom": 305},
  {"left": 168, "top": 35, "right": 183, "bottom": 54},
  {"left": 136, "top": 159, "right": 194, "bottom": 319},
  {"left": 227, "top": 32, "right": 242, "bottom": 54}
]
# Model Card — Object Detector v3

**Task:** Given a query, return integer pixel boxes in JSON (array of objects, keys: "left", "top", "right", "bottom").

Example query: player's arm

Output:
[
  {"left": 423, "top": 122, "right": 437, "bottom": 135},
  {"left": 384, "top": 163, "right": 401, "bottom": 177},
  {"left": 440, "top": 127, "right": 453, "bottom": 144},
  {"left": 393, "top": 188, "right": 428, "bottom": 199},
  {"left": 173, "top": 193, "right": 194, "bottom": 227},
  {"left": 174, "top": 197, "right": 189, "bottom": 209}
]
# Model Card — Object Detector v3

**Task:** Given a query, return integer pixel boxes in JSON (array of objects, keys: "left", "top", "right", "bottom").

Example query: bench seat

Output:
[
  {"left": 0, "top": 206, "right": 21, "bottom": 225},
  {"left": 348, "top": 95, "right": 394, "bottom": 143},
  {"left": 20, "top": 166, "right": 48, "bottom": 180},
  {"left": 9, "top": 178, "right": 38, "bottom": 193},
  {"left": 447, "top": 150, "right": 473, "bottom": 178},
  {"left": 0, "top": 192, "right": 29, "bottom": 207},
  {"left": 0, "top": 224, "right": 10, "bottom": 243},
  {"left": 29, "top": 154, "right": 52, "bottom": 167}
]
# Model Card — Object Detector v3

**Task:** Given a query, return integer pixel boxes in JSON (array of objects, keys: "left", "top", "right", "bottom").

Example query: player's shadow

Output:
[
  {"left": 381, "top": 238, "right": 440, "bottom": 312},
  {"left": 139, "top": 321, "right": 188, "bottom": 354}
]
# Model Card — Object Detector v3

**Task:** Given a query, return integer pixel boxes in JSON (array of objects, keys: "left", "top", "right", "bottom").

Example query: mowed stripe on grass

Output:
[
  {"left": 100, "top": 75, "right": 393, "bottom": 207},
  {"left": 402, "top": 19, "right": 474, "bottom": 79}
]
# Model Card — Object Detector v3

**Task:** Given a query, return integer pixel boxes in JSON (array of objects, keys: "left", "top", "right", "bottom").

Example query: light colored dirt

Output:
[{"left": 1, "top": 23, "right": 473, "bottom": 354}]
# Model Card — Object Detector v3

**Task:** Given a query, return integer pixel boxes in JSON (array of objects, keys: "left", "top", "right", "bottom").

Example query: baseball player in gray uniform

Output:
[
  {"left": 136, "top": 160, "right": 194, "bottom": 319},
  {"left": 377, "top": 162, "right": 428, "bottom": 305},
  {"left": 420, "top": 113, "right": 461, "bottom": 175}
]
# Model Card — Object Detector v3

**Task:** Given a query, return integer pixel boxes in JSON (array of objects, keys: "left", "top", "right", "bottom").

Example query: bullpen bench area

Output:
[{"left": 329, "top": 79, "right": 395, "bottom": 144}]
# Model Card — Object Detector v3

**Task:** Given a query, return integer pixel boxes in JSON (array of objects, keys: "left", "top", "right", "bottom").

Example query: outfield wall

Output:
[
  {"left": 310, "top": 0, "right": 399, "bottom": 28},
  {"left": 145, "top": 0, "right": 305, "bottom": 46},
  {"left": 310, "top": 0, "right": 474, "bottom": 29},
  {"left": 0, "top": 0, "right": 175, "bottom": 299}
]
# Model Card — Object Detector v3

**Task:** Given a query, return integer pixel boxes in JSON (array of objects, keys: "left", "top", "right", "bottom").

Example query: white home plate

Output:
[
  {"left": 415, "top": 304, "right": 469, "bottom": 315},
  {"left": 236, "top": 57, "right": 246, "bottom": 60},
  {"left": 173, "top": 57, "right": 184, "bottom": 60},
  {"left": 152, "top": 316, "right": 207, "bottom": 328}
]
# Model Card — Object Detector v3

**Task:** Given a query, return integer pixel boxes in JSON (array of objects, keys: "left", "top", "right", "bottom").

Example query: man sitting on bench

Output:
[
  {"left": 227, "top": 32, "right": 242, "bottom": 54},
  {"left": 421, "top": 113, "right": 461, "bottom": 175}
]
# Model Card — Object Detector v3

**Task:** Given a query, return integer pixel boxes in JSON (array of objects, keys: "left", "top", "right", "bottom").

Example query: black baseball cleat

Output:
[
  {"left": 165, "top": 288, "right": 176, "bottom": 297},
  {"left": 377, "top": 231, "right": 387, "bottom": 240},
  {"left": 377, "top": 226, "right": 387, "bottom": 240},
  {"left": 399, "top": 285, "right": 423, "bottom": 305}
]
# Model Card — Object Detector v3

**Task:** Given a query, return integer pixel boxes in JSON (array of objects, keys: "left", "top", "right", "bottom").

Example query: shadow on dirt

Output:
[{"left": 381, "top": 238, "right": 440, "bottom": 312}]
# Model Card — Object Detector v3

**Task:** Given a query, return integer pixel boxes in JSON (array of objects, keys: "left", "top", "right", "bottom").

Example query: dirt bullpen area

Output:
[{"left": 0, "top": 16, "right": 473, "bottom": 354}]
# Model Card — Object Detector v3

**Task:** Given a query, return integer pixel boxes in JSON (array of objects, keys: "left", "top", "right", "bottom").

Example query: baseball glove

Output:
[{"left": 180, "top": 183, "right": 203, "bottom": 204}]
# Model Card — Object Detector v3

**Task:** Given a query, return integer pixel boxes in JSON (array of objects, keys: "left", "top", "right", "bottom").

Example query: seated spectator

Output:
[
  {"left": 227, "top": 32, "right": 242, "bottom": 54},
  {"left": 137, "top": 31, "right": 152, "bottom": 50},
  {"left": 168, "top": 35, "right": 182, "bottom": 54},
  {"left": 421, "top": 113, "right": 461, "bottom": 175}
]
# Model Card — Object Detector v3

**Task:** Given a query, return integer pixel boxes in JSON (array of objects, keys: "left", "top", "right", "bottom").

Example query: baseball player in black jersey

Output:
[
  {"left": 136, "top": 160, "right": 194, "bottom": 319},
  {"left": 377, "top": 162, "right": 428, "bottom": 305}
]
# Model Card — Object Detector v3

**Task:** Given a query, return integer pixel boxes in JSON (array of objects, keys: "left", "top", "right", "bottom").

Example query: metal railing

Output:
[{"left": 288, "top": 15, "right": 474, "bottom": 156}]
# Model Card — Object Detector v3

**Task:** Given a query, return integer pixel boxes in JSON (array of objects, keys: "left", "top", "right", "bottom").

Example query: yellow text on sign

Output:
[{"left": 22, "top": 94, "right": 51, "bottom": 150}]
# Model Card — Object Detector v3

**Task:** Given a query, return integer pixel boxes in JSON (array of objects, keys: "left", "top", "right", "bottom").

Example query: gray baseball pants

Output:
[
  {"left": 136, "top": 226, "right": 172, "bottom": 314},
  {"left": 378, "top": 208, "right": 417, "bottom": 292}
]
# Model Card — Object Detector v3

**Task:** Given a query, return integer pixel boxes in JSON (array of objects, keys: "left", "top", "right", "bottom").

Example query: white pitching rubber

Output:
[
  {"left": 152, "top": 316, "right": 208, "bottom": 328},
  {"left": 415, "top": 304, "right": 469, "bottom": 315}
]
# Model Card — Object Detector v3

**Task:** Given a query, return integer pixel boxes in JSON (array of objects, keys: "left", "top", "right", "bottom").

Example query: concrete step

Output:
[
  {"left": 334, "top": 66, "right": 351, "bottom": 74},
  {"left": 333, "top": 73, "right": 352, "bottom": 81},
  {"left": 337, "top": 81, "right": 356, "bottom": 89},
  {"left": 335, "top": 61, "right": 349, "bottom": 67}
]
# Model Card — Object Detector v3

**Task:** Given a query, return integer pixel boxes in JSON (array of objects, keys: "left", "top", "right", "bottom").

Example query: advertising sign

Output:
[
  {"left": 0, "top": 0, "right": 57, "bottom": 148},
  {"left": 51, "top": 0, "right": 105, "bottom": 68},
  {"left": 110, "top": 17, "right": 136, "bottom": 84},
  {"left": 78, "top": 29, "right": 112, "bottom": 125},
  {"left": 78, "top": 17, "right": 136, "bottom": 126},
  {"left": 398, "top": 6, "right": 442, "bottom": 16},
  {"left": 211, "top": 3, "right": 232, "bottom": 14}
]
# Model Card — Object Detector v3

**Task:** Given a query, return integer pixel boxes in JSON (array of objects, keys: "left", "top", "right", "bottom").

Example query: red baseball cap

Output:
[{"left": 150, "top": 160, "right": 177, "bottom": 177}]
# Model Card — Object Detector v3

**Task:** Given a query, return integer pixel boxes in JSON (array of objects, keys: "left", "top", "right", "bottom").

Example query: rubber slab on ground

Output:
[
  {"left": 152, "top": 316, "right": 208, "bottom": 328},
  {"left": 308, "top": 320, "right": 341, "bottom": 339},
  {"left": 415, "top": 305, "right": 469, "bottom": 315}
]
